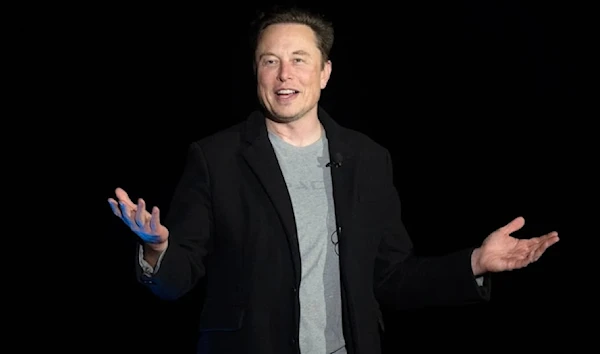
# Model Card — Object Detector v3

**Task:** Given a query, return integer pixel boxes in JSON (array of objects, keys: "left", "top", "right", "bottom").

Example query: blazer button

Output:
[{"left": 292, "top": 287, "right": 297, "bottom": 293}]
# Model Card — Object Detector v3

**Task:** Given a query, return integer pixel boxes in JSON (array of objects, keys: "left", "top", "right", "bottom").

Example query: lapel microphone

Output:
[{"left": 326, "top": 152, "right": 344, "bottom": 168}]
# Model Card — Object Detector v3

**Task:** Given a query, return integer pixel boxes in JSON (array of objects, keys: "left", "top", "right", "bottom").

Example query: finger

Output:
[
  {"left": 528, "top": 231, "right": 558, "bottom": 244},
  {"left": 535, "top": 234, "right": 559, "bottom": 258},
  {"left": 529, "top": 232, "right": 559, "bottom": 248},
  {"left": 108, "top": 198, "right": 122, "bottom": 217},
  {"left": 500, "top": 216, "right": 525, "bottom": 234},
  {"left": 150, "top": 206, "right": 161, "bottom": 233},
  {"left": 526, "top": 233, "right": 559, "bottom": 262},
  {"left": 115, "top": 188, "right": 137, "bottom": 209},
  {"left": 135, "top": 198, "right": 146, "bottom": 229},
  {"left": 119, "top": 201, "right": 136, "bottom": 227}
]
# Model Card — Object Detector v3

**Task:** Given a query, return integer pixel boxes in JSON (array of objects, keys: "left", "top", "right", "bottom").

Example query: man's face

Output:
[{"left": 255, "top": 23, "right": 332, "bottom": 123}]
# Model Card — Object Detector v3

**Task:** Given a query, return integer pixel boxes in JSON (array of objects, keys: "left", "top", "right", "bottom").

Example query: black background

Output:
[{"left": 74, "top": 0, "right": 586, "bottom": 352}]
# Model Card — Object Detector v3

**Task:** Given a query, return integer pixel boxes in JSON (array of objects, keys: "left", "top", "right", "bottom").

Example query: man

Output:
[{"left": 108, "top": 6, "right": 559, "bottom": 354}]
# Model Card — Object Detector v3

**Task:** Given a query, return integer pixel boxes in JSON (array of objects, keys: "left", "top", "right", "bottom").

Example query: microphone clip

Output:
[{"left": 326, "top": 153, "right": 344, "bottom": 168}]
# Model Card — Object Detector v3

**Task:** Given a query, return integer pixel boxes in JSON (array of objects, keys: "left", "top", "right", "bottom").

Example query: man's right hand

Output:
[{"left": 108, "top": 187, "right": 169, "bottom": 253}]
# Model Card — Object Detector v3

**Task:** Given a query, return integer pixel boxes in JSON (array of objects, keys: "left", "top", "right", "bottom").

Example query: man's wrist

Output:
[{"left": 471, "top": 247, "right": 485, "bottom": 277}]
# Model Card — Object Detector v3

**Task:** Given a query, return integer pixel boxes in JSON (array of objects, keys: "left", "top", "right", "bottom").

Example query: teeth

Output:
[{"left": 277, "top": 89, "right": 296, "bottom": 94}]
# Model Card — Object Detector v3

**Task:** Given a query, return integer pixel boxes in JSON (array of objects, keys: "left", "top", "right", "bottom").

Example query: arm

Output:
[
  {"left": 373, "top": 150, "right": 490, "bottom": 311},
  {"left": 136, "top": 142, "right": 214, "bottom": 300}
]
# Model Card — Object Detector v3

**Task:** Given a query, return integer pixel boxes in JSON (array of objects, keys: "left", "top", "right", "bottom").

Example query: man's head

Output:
[{"left": 251, "top": 7, "right": 334, "bottom": 123}]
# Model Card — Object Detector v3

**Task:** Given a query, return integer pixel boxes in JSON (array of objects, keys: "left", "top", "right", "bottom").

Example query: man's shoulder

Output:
[
  {"left": 337, "top": 124, "right": 390, "bottom": 157},
  {"left": 187, "top": 119, "right": 248, "bottom": 155},
  {"left": 198, "top": 121, "right": 246, "bottom": 145}
]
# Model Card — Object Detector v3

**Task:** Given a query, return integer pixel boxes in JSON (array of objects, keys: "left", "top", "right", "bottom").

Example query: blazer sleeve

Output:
[
  {"left": 373, "top": 149, "right": 491, "bottom": 310},
  {"left": 136, "top": 141, "right": 214, "bottom": 300}
]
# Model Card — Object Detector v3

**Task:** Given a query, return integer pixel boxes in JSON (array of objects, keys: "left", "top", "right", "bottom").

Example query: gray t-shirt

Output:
[{"left": 269, "top": 130, "right": 346, "bottom": 354}]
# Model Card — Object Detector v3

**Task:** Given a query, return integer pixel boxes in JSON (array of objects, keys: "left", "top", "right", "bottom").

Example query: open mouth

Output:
[{"left": 276, "top": 89, "right": 300, "bottom": 100}]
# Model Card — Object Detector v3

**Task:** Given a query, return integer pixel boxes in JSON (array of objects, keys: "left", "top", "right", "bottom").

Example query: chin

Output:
[
  {"left": 268, "top": 113, "right": 302, "bottom": 124},
  {"left": 264, "top": 107, "right": 303, "bottom": 123}
]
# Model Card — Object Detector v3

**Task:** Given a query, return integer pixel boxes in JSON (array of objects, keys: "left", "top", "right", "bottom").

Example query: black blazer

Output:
[{"left": 138, "top": 107, "right": 490, "bottom": 354}]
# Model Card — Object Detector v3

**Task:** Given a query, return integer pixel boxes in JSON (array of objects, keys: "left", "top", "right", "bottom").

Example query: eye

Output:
[{"left": 262, "top": 58, "right": 277, "bottom": 66}]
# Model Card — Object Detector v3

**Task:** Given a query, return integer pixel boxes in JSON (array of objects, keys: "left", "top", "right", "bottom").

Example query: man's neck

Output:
[{"left": 266, "top": 112, "right": 322, "bottom": 147}]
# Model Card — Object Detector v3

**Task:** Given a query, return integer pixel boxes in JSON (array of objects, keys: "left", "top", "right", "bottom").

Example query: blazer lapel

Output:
[
  {"left": 241, "top": 112, "right": 302, "bottom": 286},
  {"left": 239, "top": 108, "right": 359, "bottom": 284},
  {"left": 319, "top": 107, "right": 358, "bottom": 245}
]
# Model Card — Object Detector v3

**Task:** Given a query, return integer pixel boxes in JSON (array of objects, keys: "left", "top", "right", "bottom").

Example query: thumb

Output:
[{"left": 500, "top": 216, "right": 525, "bottom": 234}]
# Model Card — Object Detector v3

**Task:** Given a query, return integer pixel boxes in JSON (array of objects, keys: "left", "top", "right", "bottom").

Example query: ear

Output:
[{"left": 320, "top": 60, "right": 332, "bottom": 89}]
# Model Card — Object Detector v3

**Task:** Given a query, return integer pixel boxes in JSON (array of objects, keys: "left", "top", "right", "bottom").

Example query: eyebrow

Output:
[
  {"left": 258, "top": 50, "right": 311, "bottom": 59},
  {"left": 292, "top": 50, "right": 310, "bottom": 56}
]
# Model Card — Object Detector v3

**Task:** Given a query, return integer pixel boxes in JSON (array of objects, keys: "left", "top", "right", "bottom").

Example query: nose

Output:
[{"left": 277, "top": 61, "right": 292, "bottom": 82}]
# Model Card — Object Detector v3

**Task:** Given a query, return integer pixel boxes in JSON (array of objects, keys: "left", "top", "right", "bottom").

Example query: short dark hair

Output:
[{"left": 250, "top": 6, "right": 334, "bottom": 68}]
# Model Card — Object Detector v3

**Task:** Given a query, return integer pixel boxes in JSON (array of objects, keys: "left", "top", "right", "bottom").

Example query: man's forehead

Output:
[
  {"left": 260, "top": 24, "right": 316, "bottom": 43},
  {"left": 257, "top": 25, "right": 318, "bottom": 54}
]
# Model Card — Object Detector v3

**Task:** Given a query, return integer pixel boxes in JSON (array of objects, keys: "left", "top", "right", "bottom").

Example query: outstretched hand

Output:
[
  {"left": 108, "top": 187, "right": 169, "bottom": 251},
  {"left": 472, "top": 217, "right": 559, "bottom": 275}
]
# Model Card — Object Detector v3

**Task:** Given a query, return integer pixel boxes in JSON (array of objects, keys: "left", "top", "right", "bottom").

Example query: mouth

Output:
[{"left": 275, "top": 89, "right": 300, "bottom": 100}]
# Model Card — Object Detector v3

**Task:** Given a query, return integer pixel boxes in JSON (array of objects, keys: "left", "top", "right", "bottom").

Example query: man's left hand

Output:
[{"left": 471, "top": 216, "right": 559, "bottom": 276}]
